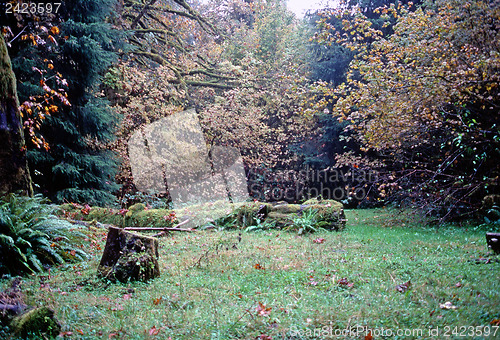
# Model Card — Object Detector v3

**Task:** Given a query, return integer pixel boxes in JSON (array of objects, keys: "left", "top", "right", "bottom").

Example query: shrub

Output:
[{"left": 0, "top": 194, "right": 87, "bottom": 275}]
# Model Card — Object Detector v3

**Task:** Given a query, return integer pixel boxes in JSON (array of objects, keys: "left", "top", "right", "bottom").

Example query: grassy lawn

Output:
[{"left": 2, "top": 208, "right": 499, "bottom": 339}]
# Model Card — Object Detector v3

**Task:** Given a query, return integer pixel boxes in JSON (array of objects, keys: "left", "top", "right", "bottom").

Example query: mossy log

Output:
[
  {"left": 98, "top": 226, "right": 160, "bottom": 282},
  {"left": 232, "top": 199, "right": 346, "bottom": 231}
]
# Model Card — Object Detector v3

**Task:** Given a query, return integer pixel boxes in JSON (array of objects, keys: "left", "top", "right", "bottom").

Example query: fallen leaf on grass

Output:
[
  {"left": 490, "top": 319, "right": 500, "bottom": 326},
  {"left": 439, "top": 301, "right": 457, "bottom": 310},
  {"left": 365, "top": 331, "right": 373, "bottom": 340},
  {"left": 147, "top": 326, "right": 164, "bottom": 336},
  {"left": 313, "top": 238, "right": 325, "bottom": 244},
  {"left": 455, "top": 283, "right": 462, "bottom": 288},
  {"left": 256, "top": 302, "right": 272, "bottom": 316},
  {"left": 258, "top": 335, "right": 272, "bottom": 340},
  {"left": 338, "top": 278, "right": 354, "bottom": 287},
  {"left": 254, "top": 263, "right": 265, "bottom": 270},
  {"left": 152, "top": 297, "right": 162, "bottom": 305},
  {"left": 396, "top": 280, "right": 411, "bottom": 293},
  {"left": 308, "top": 279, "right": 319, "bottom": 286},
  {"left": 110, "top": 304, "right": 124, "bottom": 311}
]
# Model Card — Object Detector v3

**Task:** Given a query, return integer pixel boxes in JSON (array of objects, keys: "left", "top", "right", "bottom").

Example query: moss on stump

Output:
[
  {"left": 98, "top": 226, "right": 160, "bottom": 283},
  {"left": 11, "top": 307, "right": 61, "bottom": 338}
]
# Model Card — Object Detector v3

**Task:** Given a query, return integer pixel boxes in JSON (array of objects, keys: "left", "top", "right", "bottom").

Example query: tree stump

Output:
[
  {"left": 98, "top": 226, "right": 160, "bottom": 282},
  {"left": 486, "top": 232, "right": 500, "bottom": 254}
]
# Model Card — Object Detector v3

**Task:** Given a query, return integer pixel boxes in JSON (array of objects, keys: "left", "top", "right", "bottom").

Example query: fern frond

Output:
[
  {"left": 0, "top": 234, "right": 15, "bottom": 246},
  {"left": 27, "top": 252, "right": 44, "bottom": 273},
  {"left": 15, "top": 236, "right": 32, "bottom": 249},
  {"left": 0, "top": 193, "right": 88, "bottom": 275},
  {"left": 37, "top": 245, "right": 65, "bottom": 265}
]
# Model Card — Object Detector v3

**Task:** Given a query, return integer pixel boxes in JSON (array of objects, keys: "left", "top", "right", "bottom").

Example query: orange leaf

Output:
[
  {"left": 365, "top": 331, "right": 373, "bottom": 340},
  {"left": 148, "top": 326, "right": 160, "bottom": 336},
  {"left": 256, "top": 302, "right": 271, "bottom": 316},
  {"left": 48, "top": 63, "right": 54, "bottom": 70},
  {"left": 254, "top": 263, "right": 265, "bottom": 270},
  {"left": 50, "top": 26, "right": 60, "bottom": 35}
]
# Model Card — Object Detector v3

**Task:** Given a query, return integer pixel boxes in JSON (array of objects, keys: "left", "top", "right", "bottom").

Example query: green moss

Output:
[
  {"left": 272, "top": 204, "right": 302, "bottom": 214},
  {"left": 233, "top": 202, "right": 271, "bottom": 228},
  {"left": 113, "top": 251, "right": 159, "bottom": 283},
  {"left": 125, "top": 209, "right": 176, "bottom": 228},
  {"left": 128, "top": 203, "right": 146, "bottom": 213},
  {"left": 87, "top": 207, "right": 123, "bottom": 225},
  {"left": 267, "top": 211, "right": 295, "bottom": 227},
  {"left": 11, "top": 307, "right": 61, "bottom": 338}
]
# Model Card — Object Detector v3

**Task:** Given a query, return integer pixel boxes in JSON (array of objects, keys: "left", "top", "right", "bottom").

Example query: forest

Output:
[{"left": 0, "top": 0, "right": 499, "bottom": 338}]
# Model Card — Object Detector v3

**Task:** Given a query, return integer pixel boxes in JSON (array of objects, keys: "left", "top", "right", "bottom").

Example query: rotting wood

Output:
[{"left": 98, "top": 226, "right": 160, "bottom": 282}]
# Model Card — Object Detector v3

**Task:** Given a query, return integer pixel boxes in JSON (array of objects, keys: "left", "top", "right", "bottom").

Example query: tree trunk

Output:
[
  {"left": 486, "top": 232, "right": 500, "bottom": 254},
  {"left": 0, "top": 35, "right": 33, "bottom": 196},
  {"left": 98, "top": 226, "right": 160, "bottom": 282}
]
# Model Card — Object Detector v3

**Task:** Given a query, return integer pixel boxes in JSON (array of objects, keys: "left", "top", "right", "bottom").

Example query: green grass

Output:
[{"left": 2, "top": 208, "right": 499, "bottom": 339}]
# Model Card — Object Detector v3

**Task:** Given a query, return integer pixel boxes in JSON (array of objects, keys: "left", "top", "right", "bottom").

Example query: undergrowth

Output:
[
  {"left": 1, "top": 208, "right": 499, "bottom": 339},
  {"left": 0, "top": 194, "right": 87, "bottom": 276}
]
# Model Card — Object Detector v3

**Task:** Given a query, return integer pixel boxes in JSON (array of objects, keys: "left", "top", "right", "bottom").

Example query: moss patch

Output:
[
  {"left": 11, "top": 307, "right": 61, "bottom": 338},
  {"left": 229, "top": 199, "right": 345, "bottom": 231}
]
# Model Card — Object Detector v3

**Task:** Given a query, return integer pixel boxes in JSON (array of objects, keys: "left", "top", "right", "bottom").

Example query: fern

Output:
[
  {"left": 288, "top": 209, "right": 322, "bottom": 235},
  {"left": 0, "top": 194, "right": 88, "bottom": 276}
]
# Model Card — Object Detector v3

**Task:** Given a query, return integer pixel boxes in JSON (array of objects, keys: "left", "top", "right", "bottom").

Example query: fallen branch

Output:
[
  {"left": 66, "top": 218, "right": 194, "bottom": 232},
  {"left": 124, "top": 219, "right": 194, "bottom": 232},
  {"left": 124, "top": 227, "right": 195, "bottom": 232},
  {"left": 0, "top": 303, "right": 25, "bottom": 314}
]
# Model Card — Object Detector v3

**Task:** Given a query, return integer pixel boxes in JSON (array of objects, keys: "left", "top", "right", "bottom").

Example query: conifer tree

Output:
[{"left": 9, "top": 0, "right": 124, "bottom": 205}]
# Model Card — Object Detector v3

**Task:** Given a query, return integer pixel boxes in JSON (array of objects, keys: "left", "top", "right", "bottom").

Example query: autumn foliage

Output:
[{"left": 311, "top": 0, "right": 500, "bottom": 219}]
